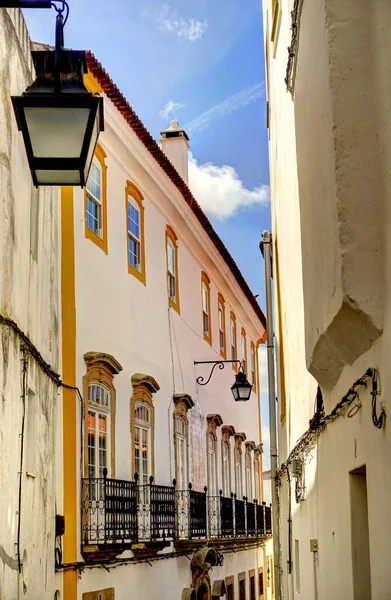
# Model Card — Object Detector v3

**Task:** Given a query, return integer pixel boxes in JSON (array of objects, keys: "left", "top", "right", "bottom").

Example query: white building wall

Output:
[
  {"left": 63, "top": 71, "right": 267, "bottom": 599},
  {"left": 263, "top": 1, "right": 391, "bottom": 599},
  {"left": 0, "top": 8, "right": 61, "bottom": 600}
]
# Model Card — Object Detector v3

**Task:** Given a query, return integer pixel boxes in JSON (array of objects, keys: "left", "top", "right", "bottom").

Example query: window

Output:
[
  {"left": 222, "top": 441, "right": 231, "bottom": 497},
  {"left": 85, "top": 144, "right": 107, "bottom": 253},
  {"left": 207, "top": 433, "right": 218, "bottom": 496},
  {"left": 206, "top": 414, "right": 222, "bottom": 496},
  {"left": 166, "top": 226, "right": 180, "bottom": 313},
  {"left": 125, "top": 181, "right": 146, "bottom": 285},
  {"left": 238, "top": 573, "right": 246, "bottom": 600},
  {"left": 83, "top": 352, "right": 122, "bottom": 478},
  {"left": 201, "top": 272, "right": 212, "bottom": 344},
  {"left": 230, "top": 312, "right": 237, "bottom": 369},
  {"left": 241, "top": 328, "right": 247, "bottom": 375},
  {"left": 135, "top": 402, "right": 150, "bottom": 484},
  {"left": 130, "top": 373, "right": 159, "bottom": 481},
  {"left": 251, "top": 342, "right": 257, "bottom": 393},
  {"left": 250, "top": 573, "right": 256, "bottom": 600},
  {"left": 218, "top": 293, "right": 226, "bottom": 358},
  {"left": 258, "top": 569, "right": 264, "bottom": 597},
  {"left": 88, "top": 384, "right": 110, "bottom": 478},
  {"left": 246, "top": 452, "right": 252, "bottom": 501},
  {"left": 254, "top": 453, "right": 260, "bottom": 502},
  {"left": 226, "top": 576, "right": 234, "bottom": 600},
  {"left": 173, "top": 394, "right": 193, "bottom": 490},
  {"left": 234, "top": 445, "right": 242, "bottom": 498}
]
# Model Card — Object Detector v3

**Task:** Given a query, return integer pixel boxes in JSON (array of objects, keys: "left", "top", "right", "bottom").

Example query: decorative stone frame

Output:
[
  {"left": 173, "top": 394, "right": 194, "bottom": 488},
  {"left": 84, "top": 143, "right": 108, "bottom": 254},
  {"left": 83, "top": 351, "right": 123, "bottom": 478},
  {"left": 249, "top": 569, "right": 256, "bottom": 600},
  {"left": 225, "top": 576, "right": 235, "bottom": 600},
  {"left": 253, "top": 444, "right": 263, "bottom": 502},
  {"left": 125, "top": 180, "right": 146, "bottom": 286},
  {"left": 245, "top": 441, "right": 256, "bottom": 502},
  {"left": 238, "top": 572, "right": 246, "bottom": 600},
  {"left": 258, "top": 567, "right": 265, "bottom": 599},
  {"left": 206, "top": 414, "right": 223, "bottom": 494},
  {"left": 221, "top": 425, "right": 235, "bottom": 496},
  {"left": 166, "top": 225, "right": 180, "bottom": 314},
  {"left": 130, "top": 373, "right": 160, "bottom": 479}
]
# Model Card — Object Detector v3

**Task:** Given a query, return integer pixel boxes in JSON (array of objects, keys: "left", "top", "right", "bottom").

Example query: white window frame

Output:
[
  {"left": 246, "top": 453, "right": 252, "bottom": 501},
  {"left": 202, "top": 282, "right": 210, "bottom": 338},
  {"left": 234, "top": 445, "right": 242, "bottom": 498},
  {"left": 87, "top": 382, "right": 110, "bottom": 479},
  {"left": 207, "top": 433, "right": 218, "bottom": 496},
  {"left": 86, "top": 160, "right": 103, "bottom": 238},
  {"left": 134, "top": 402, "right": 151, "bottom": 485},
  {"left": 167, "top": 236, "right": 177, "bottom": 302},
  {"left": 218, "top": 302, "right": 225, "bottom": 354},
  {"left": 230, "top": 318, "right": 236, "bottom": 360},
  {"left": 222, "top": 441, "right": 231, "bottom": 497},
  {"left": 175, "top": 415, "right": 188, "bottom": 490},
  {"left": 127, "top": 195, "right": 142, "bottom": 272}
]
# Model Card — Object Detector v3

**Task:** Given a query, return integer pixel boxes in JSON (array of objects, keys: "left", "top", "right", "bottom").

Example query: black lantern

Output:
[
  {"left": 3, "top": 0, "right": 104, "bottom": 186},
  {"left": 231, "top": 369, "right": 253, "bottom": 402}
]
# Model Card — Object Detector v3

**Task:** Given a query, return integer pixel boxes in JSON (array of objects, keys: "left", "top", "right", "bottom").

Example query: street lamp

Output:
[
  {"left": 1, "top": 0, "right": 104, "bottom": 186},
  {"left": 194, "top": 360, "right": 253, "bottom": 402}
]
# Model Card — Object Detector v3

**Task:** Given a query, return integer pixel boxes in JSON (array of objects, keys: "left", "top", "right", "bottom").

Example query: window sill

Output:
[
  {"left": 169, "top": 297, "right": 180, "bottom": 315},
  {"left": 85, "top": 225, "right": 108, "bottom": 254},
  {"left": 128, "top": 264, "right": 146, "bottom": 286},
  {"left": 203, "top": 334, "right": 212, "bottom": 346}
]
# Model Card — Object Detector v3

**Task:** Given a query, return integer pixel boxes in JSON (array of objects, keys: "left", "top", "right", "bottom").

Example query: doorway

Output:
[{"left": 350, "top": 465, "right": 371, "bottom": 600}]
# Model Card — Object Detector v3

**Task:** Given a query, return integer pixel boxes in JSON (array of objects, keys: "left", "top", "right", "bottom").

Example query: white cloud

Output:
[
  {"left": 158, "top": 5, "right": 208, "bottom": 41},
  {"left": 188, "top": 153, "right": 269, "bottom": 220},
  {"left": 184, "top": 83, "right": 264, "bottom": 134},
  {"left": 160, "top": 100, "right": 186, "bottom": 119}
]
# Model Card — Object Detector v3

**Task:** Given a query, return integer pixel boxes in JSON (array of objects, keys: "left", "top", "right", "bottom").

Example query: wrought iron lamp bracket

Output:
[{"left": 194, "top": 359, "right": 243, "bottom": 386}]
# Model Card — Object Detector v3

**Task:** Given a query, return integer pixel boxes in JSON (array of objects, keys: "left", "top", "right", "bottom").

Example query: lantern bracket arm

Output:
[{"left": 194, "top": 360, "right": 243, "bottom": 386}]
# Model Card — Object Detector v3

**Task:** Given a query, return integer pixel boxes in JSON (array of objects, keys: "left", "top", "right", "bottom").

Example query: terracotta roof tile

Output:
[{"left": 86, "top": 51, "right": 266, "bottom": 331}]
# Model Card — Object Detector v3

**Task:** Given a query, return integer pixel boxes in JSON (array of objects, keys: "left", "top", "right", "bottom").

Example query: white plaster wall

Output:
[
  {"left": 263, "top": 0, "right": 391, "bottom": 599},
  {"left": 0, "top": 8, "right": 60, "bottom": 600}
]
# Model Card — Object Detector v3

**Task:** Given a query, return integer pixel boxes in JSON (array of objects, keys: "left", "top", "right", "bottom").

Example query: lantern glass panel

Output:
[
  {"left": 35, "top": 169, "right": 81, "bottom": 185},
  {"left": 24, "top": 107, "right": 90, "bottom": 157}
]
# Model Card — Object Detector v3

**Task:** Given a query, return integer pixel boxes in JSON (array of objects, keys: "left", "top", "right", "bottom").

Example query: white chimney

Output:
[{"left": 160, "top": 120, "right": 190, "bottom": 184}]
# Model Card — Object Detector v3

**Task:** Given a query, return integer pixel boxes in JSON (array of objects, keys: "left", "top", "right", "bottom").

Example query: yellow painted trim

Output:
[
  {"left": 251, "top": 341, "right": 257, "bottom": 394},
  {"left": 218, "top": 292, "right": 226, "bottom": 359},
  {"left": 125, "top": 181, "right": 146, "bottom": 286},
  {"left": 166, "top": 225, "right": 180, "bottom": 314},
  {"left": 84, "top": 143, "right": 108, "bottom": 254},
  {"left": 271, "top": 0, "right": 281, "bottom": 44},
  {"left": 201, "top": 271, "right": 212, "bottom": 346},
  {"left": 83, "top": 71, "right": 103, "bottom": 95},
  {"left": 61, "top": 186, "right": 77, "bottom": 600},
  {"left": 230, "top": 311, "right": 237, "bottom": 371},
  {"left": 241, "top": 327, "right": 248, "bottom": 376}
]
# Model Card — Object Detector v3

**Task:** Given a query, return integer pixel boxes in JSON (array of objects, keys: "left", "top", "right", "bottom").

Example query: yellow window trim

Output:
[
  {"left": 251, "top": 341, "right": 257, "bottom": 394},
  {"left": 230, "top": 311, "right": 237, "bottom": 371},
  {"left": 125, "top": 180, "right": 146, "bottom": 286},
  {"left": 201, "top": 271, "right": 212, "bottom": 346},
  {"left": 84, "top": 143, "right": 108, "bottom": 254},
  {"left": 241, "top": 327, "right": 248, "bottom": 375},
  {"left": 166, "top": 224, "right": 180, "bottom": 314},
  {"left": 271, "top": 0, "right": 281, "bottom": 44},
  {"left": 218, "top": 292, "right": 226, "bottom": 359}
]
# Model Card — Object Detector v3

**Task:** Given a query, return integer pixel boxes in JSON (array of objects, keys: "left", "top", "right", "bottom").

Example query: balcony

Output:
[{"left": 81, "top": 475, "right": 272, "bottom": 559}]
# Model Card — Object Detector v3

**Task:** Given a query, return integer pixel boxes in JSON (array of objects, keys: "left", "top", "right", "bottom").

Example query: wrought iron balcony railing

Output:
[{"left": 81, "top": 474, "right": 272, "bottom": 547}]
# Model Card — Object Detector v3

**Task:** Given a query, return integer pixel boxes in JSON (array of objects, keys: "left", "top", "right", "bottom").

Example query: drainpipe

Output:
[{"left": 261, "top": 230, "right": 281, "bottom": 600}]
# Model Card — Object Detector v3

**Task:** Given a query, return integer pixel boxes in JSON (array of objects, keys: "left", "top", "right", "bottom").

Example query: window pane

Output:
[
  {"left": 98, "top": 415, "right": 107, "bottom": 478},
  {"left": 128, "top": 235, "right": 141, "bottom": 271},
  {"left": 203, "top": 312, "right": 209, "bottom": 336},
  {"left": 167, "top": 239, "right": 175, "bottom": 274},
  {"left": 135, "top": 426, "right": 140, "bottom": 475},
  {"left": 202, "top": 284, "right": 208, "bottom": 313},
  {"left": 86, "top": 162, "right": 101, "bottom": 201},
  {"left": 88, "top": 411, "right": 96, "bottom": 479},
  {"left": 86, "top": 195, "right": 101, "bottom": 236},
  {"left": 168, "top": 273, "right": 176, "bottom": 301},
  {"left": 128, "top": 201, "right": 140, "bottom": 240}
]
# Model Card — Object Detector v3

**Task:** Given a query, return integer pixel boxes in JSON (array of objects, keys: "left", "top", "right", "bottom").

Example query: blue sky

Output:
[{"left": 23, "top": 0, "right": 271, "bottom": 465}]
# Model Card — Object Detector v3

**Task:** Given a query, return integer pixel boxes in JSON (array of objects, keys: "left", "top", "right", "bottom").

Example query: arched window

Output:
[
  {"left": 207, "top": 433, "right": 217, "bottom": 496},
  {"left": 221, "top": 424, "right": 234, "bottom": 498},
  {"left": 130, "top": 373, "right": 160, "bottom": 482},
  {"left": 234, "top": 445, "right": 242, "bottom": 498},
  {"left": 135, "top": 402, "right": 150, "bottom": 484},
  {"left": 173, "top": 394, "right": 193, "bottom": 490},
  {"left": 125, "top": 181, "right": 146, "bottom": 285},
  {"left": 83, "top": 352, "right": 123, "bottom": 479},
  {"left": 85, "top": 144, "right": 108, "bottom": 253},
  {"left": 222, "top": 442, "right": 230, "bottom": 497},
  {"left": 245, "top": 452, "right": 252, "bottom": 501},
  {"left": 254, "top": 454, "right": 260, "bottom": 502}
]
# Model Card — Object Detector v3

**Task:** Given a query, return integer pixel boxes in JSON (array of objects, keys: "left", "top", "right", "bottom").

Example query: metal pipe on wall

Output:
[{"left": 261, "top": 230, "right": 281, "bottom": 600}]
